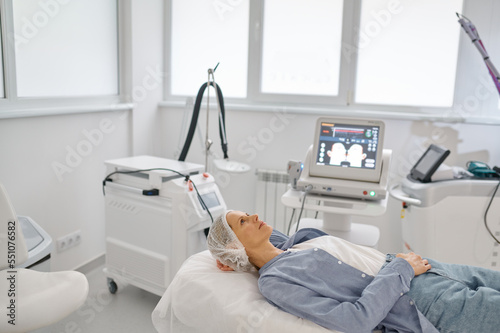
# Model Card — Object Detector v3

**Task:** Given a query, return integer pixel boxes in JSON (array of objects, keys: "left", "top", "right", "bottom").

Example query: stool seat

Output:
[{"left": 0, "top": 268, "right": 89, "bottom": 332}]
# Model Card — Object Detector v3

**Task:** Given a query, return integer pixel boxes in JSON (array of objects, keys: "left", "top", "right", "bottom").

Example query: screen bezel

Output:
[
  {"left": 309, "top": 117, "right": 385, "bottom": 183},
  {"left": 410, "top": 144, "right": 450, "bottom": 183},
  {"left": 198, "top": 191, "right": 221, "bottom": 210}
]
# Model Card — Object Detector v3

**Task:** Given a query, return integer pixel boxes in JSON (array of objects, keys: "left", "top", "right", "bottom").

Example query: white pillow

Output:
[{"left": 152, "top": 250, "right": 334, "bottom": 333}]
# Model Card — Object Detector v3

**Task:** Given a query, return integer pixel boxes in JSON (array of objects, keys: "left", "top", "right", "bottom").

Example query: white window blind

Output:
[{"left": 12, "top": 0, "right": 118, "bottom": 98}]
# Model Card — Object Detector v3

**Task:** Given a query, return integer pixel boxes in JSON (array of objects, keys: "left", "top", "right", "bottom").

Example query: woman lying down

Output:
[{"left": 207, "top": 210, "right": 500, "bottom": 333}]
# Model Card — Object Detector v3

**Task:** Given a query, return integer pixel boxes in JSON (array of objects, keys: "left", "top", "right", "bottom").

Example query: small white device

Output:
[
  {"left": 287, "top": 160, "right": 303, "bottom": 189},
  {"left": 102, "top": 155, "right": 226, "bottom": 296}
]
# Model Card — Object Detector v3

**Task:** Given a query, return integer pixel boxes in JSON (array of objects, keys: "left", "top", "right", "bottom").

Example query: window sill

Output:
[
  {"left": 159, "top": 100, "right": 500, "bottom": 126},
  {"left": 0, "top": 103, "right": 134, "bottom": 119}
]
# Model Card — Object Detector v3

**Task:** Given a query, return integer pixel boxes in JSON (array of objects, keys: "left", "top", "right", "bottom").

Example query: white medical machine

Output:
[
  {"left": 390, "top": 145, "right": 500, "bottom": 270},
  {"left": 282, "top": 117, "right": 392, "bottom": 248},
  {"left": 102, "top": 155, "right": 226, "bottom": 296}
]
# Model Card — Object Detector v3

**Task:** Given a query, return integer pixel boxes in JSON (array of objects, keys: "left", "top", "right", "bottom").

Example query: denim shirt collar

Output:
[{"left": 259, "top": 250, "right": 292, "bottom": 274}]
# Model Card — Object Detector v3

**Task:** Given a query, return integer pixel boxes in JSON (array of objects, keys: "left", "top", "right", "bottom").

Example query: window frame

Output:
[
  {"left": 163, "top": 0, "right": 500, "bottom": 124},
  {"left": 248, "top": 0, "right": 355, "bottom": 106},
  {"left": 0, "top": 0, "right": 130, "bottom": 119}
]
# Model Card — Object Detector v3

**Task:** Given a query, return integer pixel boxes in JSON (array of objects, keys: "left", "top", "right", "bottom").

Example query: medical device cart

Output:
[
  {"left": 103, "top": 156, "right": 226, "bottom": 296},
  {"left": 282, "top": 147, "right": 392, "bottom": 248},
  {"left": 391, "top": 176, "right": 500, "bottom": 270}
]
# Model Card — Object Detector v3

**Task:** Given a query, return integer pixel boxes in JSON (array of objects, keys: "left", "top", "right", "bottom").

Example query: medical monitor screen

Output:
[
  {"left": 410, "top": 144, "right": 450, "bottom": 183},
  {"left": 199, "top": 192, "right": 220, "bottom": 210},
  {"left": 310, "top": 118, "right": 385, "bottom": 182},
  {"left": 316, "top": 122, "right": 380, "bottom": 169}
]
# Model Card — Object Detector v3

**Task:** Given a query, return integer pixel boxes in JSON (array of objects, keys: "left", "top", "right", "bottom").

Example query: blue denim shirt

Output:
[{"left": 260, "top": 228, "right": 438, "bottom": 333}]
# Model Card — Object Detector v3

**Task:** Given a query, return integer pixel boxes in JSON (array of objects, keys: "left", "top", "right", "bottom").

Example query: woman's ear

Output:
[{"left": 216, "top": 259, "right": 234, "bottom": 271}]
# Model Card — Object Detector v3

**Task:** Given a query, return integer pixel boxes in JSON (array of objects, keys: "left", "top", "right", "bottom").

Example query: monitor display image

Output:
[
  {"left": 309, "top": 118, "right": 385, "bottom": 183},
  {"left": 315, "top": 122, "right": 380, "bottom": 169}
]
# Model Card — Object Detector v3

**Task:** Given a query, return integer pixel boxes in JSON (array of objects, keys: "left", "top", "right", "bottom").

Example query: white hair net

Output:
[{"left": 207, "top": 211, "right": 255, "bottom": 272}]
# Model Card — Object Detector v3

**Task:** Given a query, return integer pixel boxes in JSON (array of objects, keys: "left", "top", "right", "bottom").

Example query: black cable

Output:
[
  {"left": 286, "top": 209, "right": 296, "bottom": 236},
  {"left": 484, "top": 180, "right": 500, "bottom": 244},
  {"left": 178, "top": 82, "right": 228, "bottom": 162},
  {"left": 102, "top": 168, "right": 215, "bottom": 224},
  {"left": 102, "top": 168, "right": 188, "bottom": 195},
  {"left": 190, "top": 180, "right": 213, "bottom": 224},
  {"left": 215, "top": 83, "right": 228, "bottom": 159},
  {"left": 178, "top": 83, "right": 205, "bottom": 162},
  {"left": 314, "top": 200, "right": 321, "bottom": 218},
  {"left": 295, "top": 185, "right": 313, "bottom": 233}
]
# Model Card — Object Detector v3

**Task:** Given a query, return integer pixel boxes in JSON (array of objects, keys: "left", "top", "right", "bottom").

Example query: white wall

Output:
[
  {"left": 0, "top": 0, "right": 165, "bottom": 271},
  {"left": 0, "top": 111, "right": 130, "bottom": 271},
  {"left": 159, "top": 106, "right": 500, "bottom": 253},
  {"left": 129, "top": 0, "right": 165, "bottom": 157}
]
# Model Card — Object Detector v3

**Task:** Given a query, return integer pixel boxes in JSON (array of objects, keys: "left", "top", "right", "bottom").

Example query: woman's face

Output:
[{"left": 226, "top": 210, "right": 273, "bottom": 249}]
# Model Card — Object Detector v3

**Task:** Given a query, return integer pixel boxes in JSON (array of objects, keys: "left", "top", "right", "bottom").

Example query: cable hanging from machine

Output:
[
  {"left": 102, "top": 168, "right": 189, "bottom": 196},
  {"left": 101, "top": 168, "right": 213, "bottom": 223},
  {"left": 483, "top": 179, "right": 500, "bottom": 244},
  {"left": 178, "top": 64, "right": 228, "bottom": 162}
]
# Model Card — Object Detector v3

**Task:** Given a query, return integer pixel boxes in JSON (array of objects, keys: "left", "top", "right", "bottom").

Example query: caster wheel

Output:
[{"left": 107, "top": 278, "right": 118, "bottom": 294}]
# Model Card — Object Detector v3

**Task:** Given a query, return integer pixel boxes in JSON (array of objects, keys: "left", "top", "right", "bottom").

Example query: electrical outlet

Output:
[{"left": 57, "top": 230, "right": 82, "bottom": 252}]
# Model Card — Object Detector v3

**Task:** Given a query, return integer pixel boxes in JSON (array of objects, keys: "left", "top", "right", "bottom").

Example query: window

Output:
[
  {"left": 170, "top": 0, "right": 249, "bottom": 98},
  {"left": 354, "top": 0, "right": 463, "bottom": 107},
  {"left": 0, "top": 0, "right": 121, "bottom": 117},
  {"left": 12, "top": 0, "right": 118, "bottom": 98},
  {"left": 166, "top": 0, "right": 500, "bottom": 120},
  {"left": 261, "top": 0, "right": 344, "bottom": 96}
]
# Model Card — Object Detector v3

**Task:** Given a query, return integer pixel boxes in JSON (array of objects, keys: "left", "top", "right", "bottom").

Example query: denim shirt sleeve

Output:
[{"left": 259, "top": 252, "right": 415, "bottom": 333}]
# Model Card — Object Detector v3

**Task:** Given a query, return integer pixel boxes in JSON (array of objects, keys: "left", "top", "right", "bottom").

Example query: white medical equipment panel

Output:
[
  {"left": 17, "top": 216, "right": 52, "bottom": 271},
  {"left": 394, "top": 177, "right": 500, "bottom": 270},
  {"left": 103, "top": 156, "right": 226, "bottom": 296},
  {"left": 283, "top": 141, "right": 392, "bottom": 248}
]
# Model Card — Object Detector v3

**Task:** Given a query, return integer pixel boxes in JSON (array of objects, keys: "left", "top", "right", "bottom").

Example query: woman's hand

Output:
[
  {"left": 216, "top": 259, "right": 234, "bottom": 271},
  {"left": 396, "top": 252, "right": 431, "bottom": 276}
]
